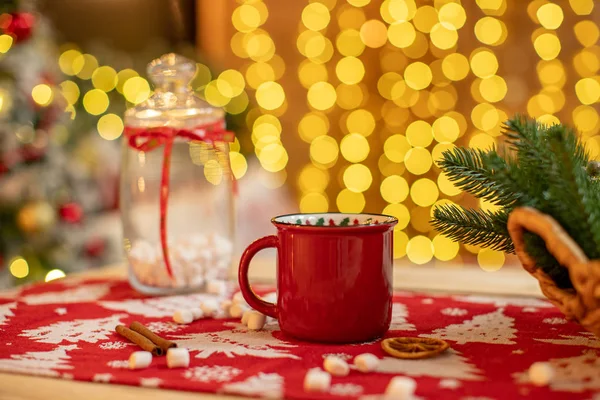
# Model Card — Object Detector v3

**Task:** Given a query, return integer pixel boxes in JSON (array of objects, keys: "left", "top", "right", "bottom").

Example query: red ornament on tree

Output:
[
  {"left": 0, "top": 12, "right": 35, "bottom": 43},
  {"left": 59, "top": 202, "right": 83, "bottom": 224},
  {"left": 84, "top": 237, "right": 105, "bottom": 259}
]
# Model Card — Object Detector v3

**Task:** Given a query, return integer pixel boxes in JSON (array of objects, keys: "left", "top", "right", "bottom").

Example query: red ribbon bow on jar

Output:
[{"left": 124, "top": 121, "right": 236, "bottom": 279}]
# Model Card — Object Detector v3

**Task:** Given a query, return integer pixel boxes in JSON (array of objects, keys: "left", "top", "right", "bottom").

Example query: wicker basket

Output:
[{"left": 507, "top": 207, "right": 600, "bottom": 337}]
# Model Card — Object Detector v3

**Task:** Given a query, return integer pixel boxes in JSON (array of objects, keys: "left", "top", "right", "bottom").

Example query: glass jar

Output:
[{"left": 120, "top": 53, "right": 235, "bottom": 295}]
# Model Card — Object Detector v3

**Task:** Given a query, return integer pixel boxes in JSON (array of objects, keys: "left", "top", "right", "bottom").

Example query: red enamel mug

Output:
[{"left": 238, "top": 213, "right": 398, "bottom": 343}]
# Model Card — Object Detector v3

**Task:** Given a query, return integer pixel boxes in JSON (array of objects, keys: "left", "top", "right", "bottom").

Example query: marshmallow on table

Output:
[
  {"left": 304, "top": 368, "right": 331, "bottom": 392},
  {"left": 167, "top": 348, "right": 190, "bottom": 368},
  {"left": 241, "top": 309, "right": 253, "bottom": 325},
  {"left": 232, "top": 292, "right": 247, "bottom": 305},
  {"left": 221, "top": 299, "right": 232, "bottom": 315},
  {"left": 200, "top": 299, "right": 219, "bottom": 316},
  {"left": 323, "top": 356, "right": 350, "bottom": 377},
  {"left": 529, "top": 362, "right": 554, "bottom": 386},
  {"left": 230, "top": 303, "right": 249, "bottom": 318},
  {"left": 247, "top": 311, "right": 267, "bottom": 330},
  {"left": 386, "top": 376, "right": 416, "bottom": 399},
  {"left": 173, "top": 309, "right": 194, "bottom": 324},
  {"left": 206, "top": 279, "right": 227, "bottom": 295},
  {"left": 190, "top": 308, "right": 204, "bottom": 320},
  {"left": 354, "top": 353, "right": 380, "bottom": 373},
  {"left": 128, "top": 351, "right": 152, "bottom": 370}
]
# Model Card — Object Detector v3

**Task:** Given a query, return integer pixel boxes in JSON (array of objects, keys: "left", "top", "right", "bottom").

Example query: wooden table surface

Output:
[{"left": 0, "top": 258, "right": 543, "bottom": 400}]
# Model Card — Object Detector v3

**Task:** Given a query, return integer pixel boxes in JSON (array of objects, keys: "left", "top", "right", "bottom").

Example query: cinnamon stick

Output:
[
  {"left": 115, "top": 325, "right": 163, "bottom": 356},
  {"left": 130, "top": 321, "right": 177, "bottom": 353}
]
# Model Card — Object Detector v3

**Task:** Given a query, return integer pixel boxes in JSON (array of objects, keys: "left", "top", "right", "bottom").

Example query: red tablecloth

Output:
[{"left": 0, "top": 276, "right": 598, "bottom": 399}]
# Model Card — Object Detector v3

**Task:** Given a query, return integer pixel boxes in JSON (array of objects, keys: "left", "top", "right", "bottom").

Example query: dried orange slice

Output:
[{"left": 381, "top": 337, "right": 450, "bottom": 359}]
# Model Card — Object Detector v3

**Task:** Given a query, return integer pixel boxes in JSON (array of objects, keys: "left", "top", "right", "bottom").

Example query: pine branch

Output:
[{"left": 431, "top": 204, "right": 513, "bottom": 252}]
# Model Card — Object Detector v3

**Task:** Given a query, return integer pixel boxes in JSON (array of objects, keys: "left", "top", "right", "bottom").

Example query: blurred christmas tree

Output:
[{"left": 0, "top": 0, "right": 122, "bottom": 287}]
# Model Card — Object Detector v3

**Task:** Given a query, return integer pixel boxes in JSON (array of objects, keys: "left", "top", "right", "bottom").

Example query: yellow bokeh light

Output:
[
  {"left": 381, "top": 0, "right": 417, "bottom": 24},
  {"left": 337, "top": 84, "right": 364, "bottom": 109},
  {"left": 405, "top": 147, "right": 433, "bottom": 175},
  {"left": 574, "top": 21, "right": 599, "bottom": 47},
  {"left": 204, "top": 80, "right": 230, "bottom": 107},
  {"left": 123, "top": 76, "right": 151, "bottom": 105},
  {"left": 470, "top": 49, "right": 498, "bottom": 79},
  {"left": 402, "top": 31, "right": 429, "bottom": 59},
  {"left": 430, "top": 23, "right": 458, "bottom": 50},
  {"left": 406, "top": 120, "right": 433, "bottom": 147},
  {"left": 380, "top": 175, "right": 409, "bottom": 204},
  {"left": 471, "top": 103, "right": 499, "bottom": 131},
  {"left": 230, "top": 152, "right": 248, "bottom": 180},
  {"left": 97, "top": 113, "right": 124, "bottom": 141},
  {"left": 378, "top": 72, "right": 403, "bottom": 100},
  {"left": 299, "top": 112, "right": 329, "bottom": 143},
  {"left": 438, "top": 172, "right": 461, "bottom": 196},
  {"left": 575, "top": 78, "right": 600, "bottom": 105},
  {"left": 256, "top": 81, "right": 285, "bottom": 110},
  {"left": 469, "top": 133, "right": 496, "bottom": 150},
  {"left": 346, "top": 109, "right": 375, "bottom": 136},
  {"left": 259, "top": 143, "right": 289, "bottom": 172},
  {"left": 393, "top": 230, "right": 409, "bottom": 259},
  {"left": 388, "top": 21, "right": 416, "bottom": 49},
  {"left": 82, "top": 89, "right": 109, "bottom": 115},
  {"left": 225, "top": 92, "right": 250, "bottom": 115},
  {"left": 116, "top": 69, "right": 139, "bottom": 94},
  {"left": 474, "top": 17, "right": 506, "bottom": 46},
  {"left": 438, "top": 2, "right": 466, "bottom": 30},
  {"left": 433, "top": 235, "right": 460, "bottom": 261},
  {"left": 480, "top": 75, "right": 508, "bottom": 103},
  {"left": 60, "top": 80, "right": 80, "bottom": 105},
  {"left": 300, "top": 192, "right": 329, "bottom": 213},
  {"left": 536, "top": 3, "right": 564, "bottom": 30},
  {"left": 410, "top": 178, "right": 439, "bottom": 206},
  {"left": 534, "top": 33, "right": 561, "bottom": 61},
  {"left": 348, "top": 0, "right": 370, "bottom": 7},
  {"left": 302, "top": 3, "right": 331, "bottom": 31},
  {"left": 343, "top": 164, "right": 372, "bottom": 193},
  {"left": 341, "top": 133, "right": 370, "bottom": 163},
  {"left": 0, "top": 34, "right": 13, "bottom": 53},
  {"left": 441, "top": 53, "right": 470, "bottom": 81},
  {"left": 336, "top": 29, "right": 365, "bottom": 57},
  {"left": 569, "top": 0, "right": 594, "bottom": 16},
  {"left": 384, "top": 134, "right": 412, "bottom": 162},
  {"left": 308, "top": 81, "right": 337, "bottom": 110},
  {"left": 9, "top": 257, "right": 29, "bottom": 279},
  {"left": 404, "top": 62, "right": 432, "bottom": 90},
  {"left": 31, "top": 84, "right": 53, "bottom": 106},
  {"left": 76, "top": 54, "right": 99, "bottom": 80},
  {"left": 433, "top": 115, "right": 460, "bottom": 142},
  {"left": 383, "top": 203, "right": 410, "bottom": 230},
  {"left": 537, "top": 59, "right": 566, "bottom": 86},
  {"left": 91, "top": 66, "right": 117, "bottom": 92},
  {"left": 310, "top": 135, "right": 339, "bottom": 165},
  {"left": 336, "top": 56, "right": 365, "bottom": 85},
  {"left": 379, "top": 154, "right": 406, "bottom": 176},
  {"left": 407, "top": 235, "right": 434, "bottom": 265},
  {"left": 217, "top": 69, "right": 245, "bottom": 98},
  {"left": 232, "top": 4, "right": 262, "bottom": 32},
  {"left": 45, "top": 269, "right": 66, "bottom": 282},
  {"left": 245, "top": 30, "right": 276, "bottom": 62},
  {"left": 573, "top": 49, "right": 600, "bottom": 78},
  {"left": 573, "top": 105, "right": 599, "bottom": 133},
  {"left": 338, "top": 6, "right": 367, "bottom": 30},
  {"left": 360, "top": 19, "right": 388, "bottom": 48},
  {"left": 477, "top": 248, "right": 505, "bottom": 271},
  {"left": 298, "top": 164, "right": 329, "bottom": 193},
  {"left": 298, "top": 60, "right": 328, "bottom": 89},
  {"left": 58, "top": 49, "right": 83, "bottom": 76},
  {"left": 337, "top": 189, "right": 365, "bottom": 213},
  {"left": 413, "top": 5, "right": 438, "bottom": 34}
]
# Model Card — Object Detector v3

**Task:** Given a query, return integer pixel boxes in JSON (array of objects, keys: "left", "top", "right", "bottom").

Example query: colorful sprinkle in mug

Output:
[{"left": 238, "top": 213, "right": 398, "bottom": 343}]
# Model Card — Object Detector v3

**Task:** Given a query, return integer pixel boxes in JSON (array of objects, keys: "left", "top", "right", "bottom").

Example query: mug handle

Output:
[{"left": 238, "top": 235, "right": 278, "bottom": 318}]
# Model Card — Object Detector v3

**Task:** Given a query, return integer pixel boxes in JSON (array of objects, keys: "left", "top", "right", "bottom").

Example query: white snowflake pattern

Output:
[
  {"left": 21, "top": 314, "right": 127, "bottom": 344},
  {"left": 62, "top": 373, "right": 74, "bottom": 380},
  {"left": 439, "top": 379, "right": 461, "bottom": 389},
  {"left": 543, "top": 317, "right": 567, "bottom": 325},
  {"left": 322, "top": 353, "right": 353, "bottom": 361},
  {"left": 0, "top": 302, "right": 16, "bottom": 325},
  {"left": 174, "top": 324, "right": 299, "bottom": 359},
  {"left": 140, "top": 377, "right": 162, "bottom": 388},
  {"left": 389, "top": 303, "right": 416, "bottom": 331},
  {"left": 54, "top": 308, "right": 67, "bottom": 316},
  {"left": 222, "top": 372, "right": 284, "bottom": 399},
  {"left": 21, "top": 284, "right": 111, "bottom": 305},
  {"left": 183, "top": 365, "right": 242, "bottom": 383},
  {"left": 441, "top": 308, "right": 468, "bottom": 317},
  {"left": 0, "top": 345, "right": 77, "bottom": 377},
  {"left": 512, "top": 349, "right": 525, "bottom": 355},
  {"left": 454, "top": 294, "right": 552, "bottom": 308},
  {"left": 99, "top": 293, "right": 224, "bottom": 317},
  {"left": 99, "top": 341, "right": 130, "bottom": 350},
  {"left": 107, "top": 360, "right": 129, "bottom": 369},
  {"left": 145, "top": 321, "right": 181, "bottom": 333},
  {"left": 522, "top": 307, "right": 538, "bottom": 313},
  {"left": 422, "top": 298, "right": 434, "bottom": 304},
  {"left": 93, "top": 373, "right": 112, "bottom": 383},
  {"left": 330, "top": 383, "right": 364, "bottom": 396}
]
